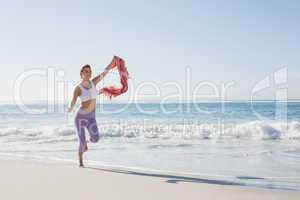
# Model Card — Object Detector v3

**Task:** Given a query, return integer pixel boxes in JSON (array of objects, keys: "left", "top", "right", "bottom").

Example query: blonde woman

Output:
[{"left": 67, "top": 57, "right": 115, "bottom": 167}]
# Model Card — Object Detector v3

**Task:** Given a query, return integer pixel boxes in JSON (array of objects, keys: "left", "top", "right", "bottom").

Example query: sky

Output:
[{"left": 0, "top": 0, "right": 300, "bottom": 103}]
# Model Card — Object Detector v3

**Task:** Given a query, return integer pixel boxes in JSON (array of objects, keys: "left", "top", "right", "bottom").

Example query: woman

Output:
[{"left": 67, "top": 57, "right": 115, "bottom": 167}]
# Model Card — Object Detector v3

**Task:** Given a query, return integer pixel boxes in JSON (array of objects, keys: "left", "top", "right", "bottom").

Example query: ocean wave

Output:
[{"left": 0, "top": 121, "right": 299, "bottom": 143}]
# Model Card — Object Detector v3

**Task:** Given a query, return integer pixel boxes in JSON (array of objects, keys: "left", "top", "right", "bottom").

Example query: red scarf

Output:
[{"left": 99, "top": 56, "right": 129, "bottom": 99}]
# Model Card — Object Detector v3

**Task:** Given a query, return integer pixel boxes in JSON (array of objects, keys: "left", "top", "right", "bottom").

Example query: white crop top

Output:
[{"left": 78, "top": 80, "right": 97, "bottom": 102}]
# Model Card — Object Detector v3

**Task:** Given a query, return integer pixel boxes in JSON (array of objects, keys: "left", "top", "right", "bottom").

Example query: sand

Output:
[{"left": 0, "top": 158, "right": 299, "bottom": 200}]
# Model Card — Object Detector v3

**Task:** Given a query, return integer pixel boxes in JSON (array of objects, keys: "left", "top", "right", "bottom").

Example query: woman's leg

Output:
[
  {"left": 78, "top": 151, "right": 84, "bottom": 167},
  {"left": 75, "top": 115, "right": 88, "bottom": 167},
  {"left": 87, "top": 118, "right": 100, "bottom": 143}
]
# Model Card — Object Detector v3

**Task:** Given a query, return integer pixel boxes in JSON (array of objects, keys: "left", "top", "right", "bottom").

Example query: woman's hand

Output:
[
  {"left": 92, "top": 56, "right": 118, "bottom": 86},
  {"left": 67, "top": 107, "right": 72, "bottom": 113},
  {"left": 106, "top": 56, "right": 117, "bottom": 70}
]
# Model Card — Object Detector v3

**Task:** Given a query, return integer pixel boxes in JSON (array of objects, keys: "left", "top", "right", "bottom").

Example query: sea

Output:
[{"left": 0, "top": 101, "right": 300, "bottom": 190}]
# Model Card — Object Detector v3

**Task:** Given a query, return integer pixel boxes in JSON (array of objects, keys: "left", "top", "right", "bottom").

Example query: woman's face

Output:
[{"left": 81, "top": 68, "right": 92, "bottom": 80}]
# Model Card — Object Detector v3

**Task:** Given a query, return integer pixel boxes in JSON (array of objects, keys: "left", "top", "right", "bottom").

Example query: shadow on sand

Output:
[{"left": 84, "top": 166, "right": 297, "bottom": 191}]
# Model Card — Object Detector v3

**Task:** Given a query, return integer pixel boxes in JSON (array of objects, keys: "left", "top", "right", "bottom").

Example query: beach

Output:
[
  {"left": 0, "top": 102, "right": 300, "bottom": 192},
  {"left": 2, "top": 0, "right": 300, "bottom": 199},
  {"left": 1, "top": 158, "right": 299, "bottom": 200}
]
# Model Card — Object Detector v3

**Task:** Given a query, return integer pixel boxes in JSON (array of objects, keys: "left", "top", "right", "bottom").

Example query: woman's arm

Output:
[
  {"left": 92, "top": 57, "right": 116, "bottom": 86},
  {"left": 67, "top": 86, "right": 81, "bottom": 112}
]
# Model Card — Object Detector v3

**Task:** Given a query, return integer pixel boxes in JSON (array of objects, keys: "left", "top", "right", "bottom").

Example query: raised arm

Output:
[
  {"left": 67, "top": 86, "right": 81, "bottom": 112},
  {"left": 92, "top": 57, "right": 116, "bottom": 86}
]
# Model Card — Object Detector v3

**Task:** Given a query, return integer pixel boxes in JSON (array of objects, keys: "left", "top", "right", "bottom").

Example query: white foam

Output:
[{"left": 0, "top": 121, "right": 299, "bottom": 144}]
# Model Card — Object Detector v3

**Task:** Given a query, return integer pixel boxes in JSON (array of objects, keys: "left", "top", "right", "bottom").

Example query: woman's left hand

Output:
[{"left": 106, "top": 56, "right": 117, "bottom": 70}]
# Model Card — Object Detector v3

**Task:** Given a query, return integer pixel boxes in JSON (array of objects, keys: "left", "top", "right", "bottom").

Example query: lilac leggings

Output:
[{"left": 75, "top": 109, "right": 100, "bottom": 153}]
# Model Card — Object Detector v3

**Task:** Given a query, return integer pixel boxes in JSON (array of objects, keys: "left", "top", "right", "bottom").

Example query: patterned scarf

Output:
[{"left": 99, "top": 56, "right": 129, "bottom": 99}]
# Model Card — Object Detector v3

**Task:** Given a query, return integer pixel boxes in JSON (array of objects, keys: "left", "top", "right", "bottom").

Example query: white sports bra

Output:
[{"left": 78, "top": 80, "right": 97, "bottom": 102}]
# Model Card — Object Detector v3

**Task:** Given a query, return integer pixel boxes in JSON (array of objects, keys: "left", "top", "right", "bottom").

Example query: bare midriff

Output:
[{"left": 80, "top": 99, "right": 96, "bottom": 112}]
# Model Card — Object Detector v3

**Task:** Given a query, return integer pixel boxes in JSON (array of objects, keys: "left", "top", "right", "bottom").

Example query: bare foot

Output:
[{"left": 79, "top": 151, "right": 84, "bottom": 167}]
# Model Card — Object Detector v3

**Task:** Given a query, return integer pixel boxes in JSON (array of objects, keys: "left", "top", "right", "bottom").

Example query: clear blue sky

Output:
[{"left": 1, "top": 0, "right": 299, "bottom": 102}]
